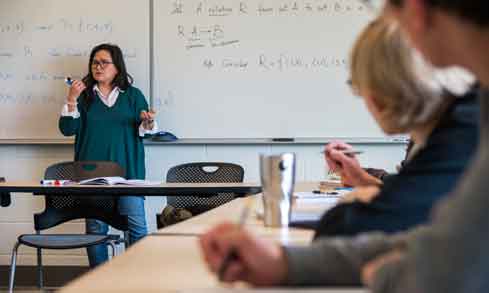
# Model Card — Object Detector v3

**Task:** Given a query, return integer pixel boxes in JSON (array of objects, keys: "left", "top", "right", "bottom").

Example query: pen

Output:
[
  {"left": 312, "top": 190, "right": 339, "bottom": 195},
  {"left": 40, "top": 180, "right": 72, "bottom": 185},
  {"left": 335, "top": 187, "right": 353, "bottom": 191},
  {"left": 217, "top": 198, "right": 253, "bottom": 281},
  {"left": 320, "top": 149, "right": 364, "bottom": 156}
]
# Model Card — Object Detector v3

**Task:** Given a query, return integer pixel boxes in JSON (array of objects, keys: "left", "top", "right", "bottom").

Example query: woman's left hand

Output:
[{"left": 140, "top": 110, "right": 156, "bottom": 130}]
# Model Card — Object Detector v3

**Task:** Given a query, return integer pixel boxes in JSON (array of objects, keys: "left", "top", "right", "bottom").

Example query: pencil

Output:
[{"left": 217, "top": 197, "right": 253, "bottom": 281}]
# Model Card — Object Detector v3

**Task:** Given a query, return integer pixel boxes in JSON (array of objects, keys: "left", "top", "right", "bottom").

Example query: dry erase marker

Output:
[
  {"left": 40, "top": 180, "right": 71, "bottom": 186},
  {"left": 65, "top": 77, "right": 73, "bottom": 86}
]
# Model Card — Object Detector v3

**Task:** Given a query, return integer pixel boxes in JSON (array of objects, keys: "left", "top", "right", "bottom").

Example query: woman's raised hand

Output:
[{"left": 67, "top": 80, "right": 86, "bottom": 104}]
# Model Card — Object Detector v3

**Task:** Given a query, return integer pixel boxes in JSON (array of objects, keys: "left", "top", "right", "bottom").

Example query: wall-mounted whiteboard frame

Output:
[
  {"left": 152, "top": 0, "right": 391, "bottom": 141},
  {"left": 0, "top": 0, "right": 150, "bottom": 140}
]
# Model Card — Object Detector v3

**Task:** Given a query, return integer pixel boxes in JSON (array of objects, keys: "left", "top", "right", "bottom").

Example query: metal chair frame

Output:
[{"left": 8, "top": 161, "right": 130, "bottom": 292}]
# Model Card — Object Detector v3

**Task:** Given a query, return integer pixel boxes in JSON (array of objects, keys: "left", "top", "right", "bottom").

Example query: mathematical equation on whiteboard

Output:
[
  {"left": 0, "top": 18, "right": 113, "bottom": 35},
  {"left": 0, "top": 18, "right": 139, "bottom": 59},
  {"left": 0, "top": 45, "right": 137, "bottom": 59},
  {"left": 202, "top": 54, "right": 347, "bottom": 72},
  {"left": 170, "top": 0, "right": 367, "bottom": 17},
  {"left": 0, "top": 92, "right": 63, "bottom": 105},
  {"left": 163, "top": 0, "right": 365, "bottom": 73},
  {"left": 172, "top": 0, "right": 368, "bottom": 51}
]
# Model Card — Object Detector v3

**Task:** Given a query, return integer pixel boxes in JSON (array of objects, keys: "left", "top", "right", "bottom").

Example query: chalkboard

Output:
[
  {"left": 0, "top": 0, "right": 150, "bottom": 139},
  {"left": 152, "top": 0, "right": 384, "bottom": 139}
]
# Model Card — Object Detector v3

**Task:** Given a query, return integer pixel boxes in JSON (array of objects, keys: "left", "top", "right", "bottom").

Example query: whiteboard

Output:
[
  {"left": 0, "top": 0, "right": 149, "bottom": 139},
  {"left": 153, "top": 0, "right": 384, "bottom": 139}
]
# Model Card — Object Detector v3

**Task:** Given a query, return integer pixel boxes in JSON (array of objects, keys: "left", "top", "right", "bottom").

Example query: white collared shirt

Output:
[
  {"left": 61, "top": 85, "right": 158, "bottom": 137},
  {"left": 94, "top": 84, "right": 122, "bottom": 108}
]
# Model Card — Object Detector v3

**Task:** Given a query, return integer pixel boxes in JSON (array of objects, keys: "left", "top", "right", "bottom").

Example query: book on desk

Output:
[{"left": 78, "top": 176, "right": 161, "bottom": 186}]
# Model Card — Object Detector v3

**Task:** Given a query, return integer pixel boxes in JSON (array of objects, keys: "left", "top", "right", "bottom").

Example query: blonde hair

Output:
[{"left": 350, "top": 18, "right": 474, "bottom": 133}]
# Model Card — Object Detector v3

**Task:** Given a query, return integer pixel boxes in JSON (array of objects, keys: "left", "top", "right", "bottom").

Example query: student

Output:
[
  {"left": 59, "top": 43, "right": 157, "bottom": 267},
  {"left": 200, "top": 1, "right": 489, "bottom": 292},
  {"left": 313, "top": 20, "right": 478, "bottom": 236}
]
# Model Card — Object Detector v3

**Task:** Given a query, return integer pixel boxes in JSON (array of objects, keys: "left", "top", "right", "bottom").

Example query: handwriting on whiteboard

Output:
[
  {"left": 169, "top": 0, "right": 367, "bottom": 17},
  {"left": 0, "top": 18, "right": 113, "bottom": 35}
]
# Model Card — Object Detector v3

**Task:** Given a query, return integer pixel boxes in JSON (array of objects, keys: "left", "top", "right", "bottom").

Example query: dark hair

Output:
[
  {"left": 388, "top": 0, "right": 489, "bottom": 26},
  {"left": 81, "top": 43, "right": 133, "bottom": 108}
]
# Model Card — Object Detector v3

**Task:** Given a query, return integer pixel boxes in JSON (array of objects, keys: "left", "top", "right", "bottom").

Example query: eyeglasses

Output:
[{"left": 91, "top": 60, "right": 113, "bottom": 69}]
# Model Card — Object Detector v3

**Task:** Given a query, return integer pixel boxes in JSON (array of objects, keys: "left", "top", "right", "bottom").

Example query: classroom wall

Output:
[{"left": 0, "top": 143, "right": 405, "bottom": 266}]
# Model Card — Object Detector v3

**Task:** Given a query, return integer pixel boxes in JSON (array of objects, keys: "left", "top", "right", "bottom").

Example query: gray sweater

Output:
[{"left": 284, "top": 91, "right": 489, "bottom": 292}]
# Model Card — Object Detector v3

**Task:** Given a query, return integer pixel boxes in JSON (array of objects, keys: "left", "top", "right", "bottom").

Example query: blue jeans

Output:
[{"left": 86, "top": 196, "right": 147, "bottom": 267}]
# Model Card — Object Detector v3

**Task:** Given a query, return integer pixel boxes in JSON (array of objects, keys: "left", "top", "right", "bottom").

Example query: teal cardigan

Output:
[{"left": 59, "top": 86, "right": 149, "bottom": 179}]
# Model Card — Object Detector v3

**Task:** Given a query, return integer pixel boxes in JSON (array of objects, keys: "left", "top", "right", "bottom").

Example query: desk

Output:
[
  {"left": 153, "top": 181, "right": 340, "bottom": 237},
  {"left": 61, "top": 236, "right": 366, "bottom": 293},
  {"left": 0, "top": 181, "right": 261, "bottom": 197},
  {"left": 60, "top": 182, "right": 364, "bottom": 292},
  {"left": 153, "top": 196, "right": 315, "bottom": 245},
  {"left": 60, "top": 196, "right": 313, "bottom": 292}
]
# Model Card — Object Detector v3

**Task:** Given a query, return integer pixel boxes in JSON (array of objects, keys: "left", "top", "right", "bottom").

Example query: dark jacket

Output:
[{"left": 314, "top": 93, "right": 479, "bottom": 239}]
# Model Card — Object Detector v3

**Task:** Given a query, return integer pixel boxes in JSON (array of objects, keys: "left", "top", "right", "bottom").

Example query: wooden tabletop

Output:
[
  {"left": 60, "top": 196, "right": 313, "bottom": 292},
  {"left": 60, "top": 235, "right": 366, "bottom": 293},
  {"left": 152, "top": 196, "right": 315, "bottom": 245},
  {"left": 60, "top": 181, "right": 359, "bottom": 292}
]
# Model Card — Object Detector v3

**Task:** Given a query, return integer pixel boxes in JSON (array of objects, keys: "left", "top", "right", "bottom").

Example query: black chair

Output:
[
  {"left": 0, "top": 176, "right": 11, "bottom": 207},
  {"left": 8, "top": 161, "right": 129, "bottom": 292},
  {"left": 165, "top": 162, "right": 245, "bottom": 216}
]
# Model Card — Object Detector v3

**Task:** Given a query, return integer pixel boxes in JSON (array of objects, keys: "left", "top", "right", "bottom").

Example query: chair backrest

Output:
[
  {"left": 34, "top": 161, "right": 128, "bottom": 231},
  {"left": 166, "top": 162, "right": 244, "bottom": 214},
  {"left": 0, "top": 176, "right": 10, "bottom": 207}
]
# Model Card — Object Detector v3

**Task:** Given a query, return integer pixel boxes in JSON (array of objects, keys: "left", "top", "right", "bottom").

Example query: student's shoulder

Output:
[{"left": 432, "top": 91, "right": 479, "bottom": 137}]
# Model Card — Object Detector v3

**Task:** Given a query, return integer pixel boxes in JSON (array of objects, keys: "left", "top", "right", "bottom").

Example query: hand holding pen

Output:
[
  {"left": 65, "top": 77, "right": 86, "bottom": 111},
  {"left": 323, "top": 141, "right": 362, "bottom": 172},
  {"left": 199, "top": 200, "right": 288, "bottom": 286},
  {"left": 323, "top": 141, "right": 381, "bottom": 187},
  {"left": 216, "top": 201, "right": 251, "bottom": 281}
]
